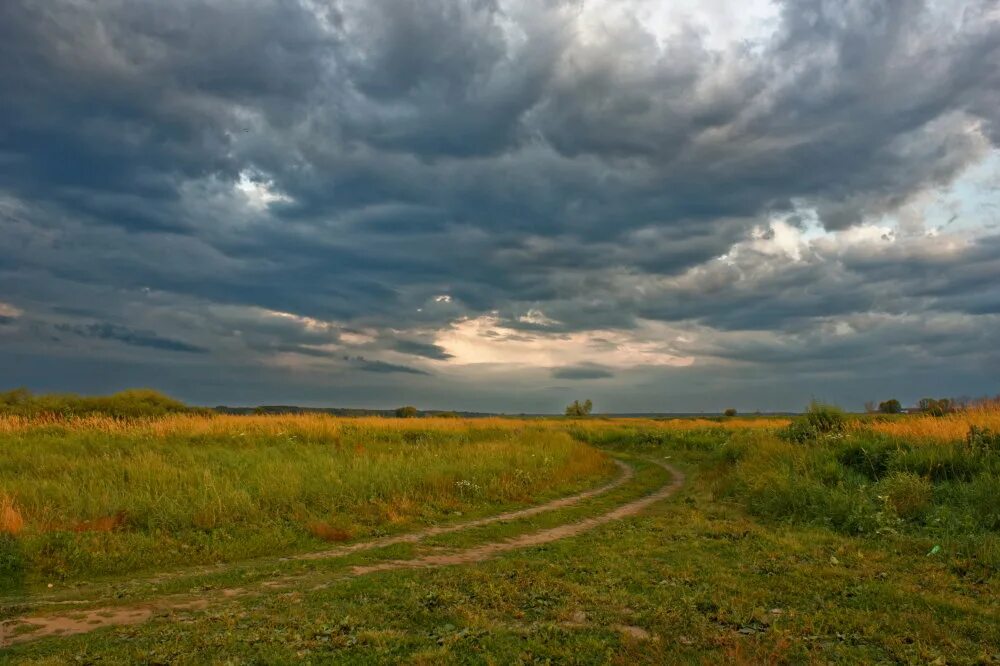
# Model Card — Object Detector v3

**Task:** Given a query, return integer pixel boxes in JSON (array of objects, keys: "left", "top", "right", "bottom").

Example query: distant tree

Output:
[
  {"left": 565, "top": 399, "right": 593, "bottom": 417},
  {"left": 395, "top": 405, "right": 419, "bottom": 418},
  {"left": 863, "top": 401, "right": 877, "bottom": 414},
  {"left": 918, "top": 398, "right": 954, "bottom": 417},
  {"left": 723, "top": 408, "right": 738, "bottom": 417},
  {"left": 878, "top": 399, "right": 903, "bottom": 414}
]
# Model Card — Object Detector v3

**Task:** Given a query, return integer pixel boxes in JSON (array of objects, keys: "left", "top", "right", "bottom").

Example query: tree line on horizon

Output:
[{"left": 2, "top": 388, "right": 998, "bottom": 420}]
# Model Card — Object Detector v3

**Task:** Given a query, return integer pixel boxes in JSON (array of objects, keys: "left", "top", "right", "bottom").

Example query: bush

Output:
[
  {"left": 835, "top": 439, "right": 898, "bottom": 480},
  {"left": 0, "top": 388, "right": 192, "bottom": 418},
  {"left": 876, "top": 471, "right": 933, "bottom": 520},
  {"left": 723, "top": 408, "right": 737, "bottom": 417},
  {"left": 565, "top": 399, "right": 593, "bottom": 417},
  {"left": 394, "top": 406, "right": 419, "bottom": 418},
  {"left": 966, "top": 426, "right": 1000, "bottom": 456},
  {"left": 783, "top": 402, "right": 847, "bottom": 443}
]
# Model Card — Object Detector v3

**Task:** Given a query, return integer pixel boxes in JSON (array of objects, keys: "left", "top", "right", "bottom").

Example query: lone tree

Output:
[
  {"left": 565, "top": 399, "right": 593, "bottom": 417},
  {"left": 878, "top": 399, "right": 902, "bottom": 414},
  {"left": 395, "top": 405, "right": 419, "bottom": 418},
  {"left": 724, "top": 408, "right": 738, "bottom": 417}
]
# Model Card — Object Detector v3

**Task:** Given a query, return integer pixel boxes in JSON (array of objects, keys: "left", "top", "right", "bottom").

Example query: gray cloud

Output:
[
  {"left": 55, "top": 323, "right": 207, "bottom": 354},
  {"left": 1, "top": 0, "right": 999, "bottom": 410},
  {"left": 350, "top": 357, "right": 430, "bottom": 375},
  {"left": 551, "top": 364, "right": 615, "bottom": 380},
  {"left": 391, "top": 339, "right": 454, "bottom": 360}
]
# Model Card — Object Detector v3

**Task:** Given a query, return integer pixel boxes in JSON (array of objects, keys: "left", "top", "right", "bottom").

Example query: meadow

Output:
[
  {"left": 1, "top": 393, "right": 998, "bottom": 663},
  {"left": 0, "top": 413, "right": 612, "bottom": 585}
]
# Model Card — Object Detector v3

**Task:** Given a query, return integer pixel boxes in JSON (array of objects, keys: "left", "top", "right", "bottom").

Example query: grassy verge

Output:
[{"left": 0, "top": 416, "right": 613, "bottom": 589}]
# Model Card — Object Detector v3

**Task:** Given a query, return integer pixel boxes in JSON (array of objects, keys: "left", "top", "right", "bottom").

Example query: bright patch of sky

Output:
[{"left": 235, "top": 171, "right": 291, "bottom": 209}]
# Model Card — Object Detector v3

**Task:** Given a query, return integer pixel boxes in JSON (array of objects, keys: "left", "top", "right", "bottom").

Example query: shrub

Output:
[
  {"left": 966, "top": 426, "right": 1000, "bottom": 456},
  {"left": 723, "top": 408, "right": 737, "bottom": 417},
  {"left": 835, "top": 439, "right": 898, "bottom": 480},
  {"left": 395, "top": 406, "right": 419, "bottom": 418},
  {"left": 876, "top": 471, "right": 933, "bottom": 520},
  {"left": 783, "top": 402, "right": 847, "bottom": 443}
]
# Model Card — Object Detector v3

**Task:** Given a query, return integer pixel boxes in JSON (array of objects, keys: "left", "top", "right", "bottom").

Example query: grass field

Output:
[
  {"left": 0, "top": 415, "right": 613, "bottom": 585},
  {"left": 1, "top": 403, "right": 998, "bottom": 663}
]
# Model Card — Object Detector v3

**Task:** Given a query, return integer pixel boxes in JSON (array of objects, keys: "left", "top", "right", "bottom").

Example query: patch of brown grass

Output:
[
  {"left": 72, "top": 511, "right": 128, "bottom": 533},
  {"left": 1, "top": 494, "right": 25, "bottom": 535},
  {"left": 307, "top": 521, "right": 353, "bottom": 542}
]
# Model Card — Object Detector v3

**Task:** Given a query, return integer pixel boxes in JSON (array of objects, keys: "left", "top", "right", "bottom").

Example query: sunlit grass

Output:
[
  {"left": 0, "top": 415, "right": 613, "bottom": 580},
  {"left": 862, "top": 403, "right": 1000, "bottom": 442}
]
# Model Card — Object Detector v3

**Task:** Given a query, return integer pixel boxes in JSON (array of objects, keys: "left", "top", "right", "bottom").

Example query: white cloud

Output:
[
  {"left": 235, "top": 171, "right": 291, "bottom": 209},
  {"left": 436, "top": 314, "right": 694, "bottom": 368},
  {"left": 0, "top": 302, "right": 23, "bottom": 319},
  {"left": 517, "top": 309, "right": 559, "bottom": 326}
]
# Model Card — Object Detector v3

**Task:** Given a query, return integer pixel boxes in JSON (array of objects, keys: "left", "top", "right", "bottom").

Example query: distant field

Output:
[{"left": 1, "top": 401, "right": 998, "bottom": 663}]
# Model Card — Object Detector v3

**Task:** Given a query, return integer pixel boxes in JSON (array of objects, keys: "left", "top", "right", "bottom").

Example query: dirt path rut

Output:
[{"left": 0, "top": 459, "right": 682, "bottom": 648}]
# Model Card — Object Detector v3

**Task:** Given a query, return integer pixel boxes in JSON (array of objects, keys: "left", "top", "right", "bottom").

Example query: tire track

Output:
[{"left": 0, "top": 459, "right": 682, "bottom": 648}]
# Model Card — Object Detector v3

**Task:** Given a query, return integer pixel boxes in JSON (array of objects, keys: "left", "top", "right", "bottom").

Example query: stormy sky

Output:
[{"left": 1, "top": 0, "right": 999, "bottom": 412}]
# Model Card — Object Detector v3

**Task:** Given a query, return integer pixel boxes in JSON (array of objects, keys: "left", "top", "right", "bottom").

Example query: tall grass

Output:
[
  {"left": 862, "top": 402, "right": 1000, "bottom": 442},
  {"left": 706, "top": 406, "right": 1000, "bottom": 573},
  {"left": 0, "top": 416, "right": 612, "bottom": 580},
  {"left": 564, "top": 401, "right": 1000, "bottom": 576}
]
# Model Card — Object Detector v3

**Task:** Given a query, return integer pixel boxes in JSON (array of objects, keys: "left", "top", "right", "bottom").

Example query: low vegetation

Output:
[
  {"left": 1, "top": 393, "right": 997, "bottom": 662},
  {"left": 0, "top": 388, "right": 195, "bottom": 418},
  {"left": 0, "top": 415, "right": 612, "bottom": 585}
]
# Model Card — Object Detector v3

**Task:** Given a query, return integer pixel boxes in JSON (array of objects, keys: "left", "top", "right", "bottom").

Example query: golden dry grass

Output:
[
  {"left": 0, "top": 412, "right": 541, "bottom": 438},
  {"left": 0, "top": 413, "right": 793, "bottom": 437},
  {"left": 862, "top": 404, "right": 1000, "bottom": 442}
]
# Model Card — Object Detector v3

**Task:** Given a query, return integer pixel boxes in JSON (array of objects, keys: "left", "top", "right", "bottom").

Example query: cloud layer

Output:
[{"left": 1, "top": 0, "right": 999, "bottom": 411}]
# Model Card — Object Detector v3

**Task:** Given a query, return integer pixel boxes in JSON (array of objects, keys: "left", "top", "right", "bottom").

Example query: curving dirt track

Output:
[{"left": 0, "top": 459, "right": 683, "bottom": 648}]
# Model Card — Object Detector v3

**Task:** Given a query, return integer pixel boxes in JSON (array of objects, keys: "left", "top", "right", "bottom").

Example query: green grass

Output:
[
  {"left": 0, "top": 419, "right": 613, "bottom": 589},
  {"left": 2, "top": 418, "right": 998, "bottom": 663}
]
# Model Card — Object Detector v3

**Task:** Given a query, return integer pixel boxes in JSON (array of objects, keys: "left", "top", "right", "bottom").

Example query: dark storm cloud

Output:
[
  {"left": 1, "top": 0, "right": 999, "bottom": 409},
  {"left": 350, "top": 357, "right": 430, "bottom": 375},
  {"left": 391, "top": 339, "right": 454, "bottom": 360},
  {"left": 55, "top": 322, "right": 208, "bottom": 354},
  {"left": 551, "top": 365, "right": 615, "bottom": 380}
]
